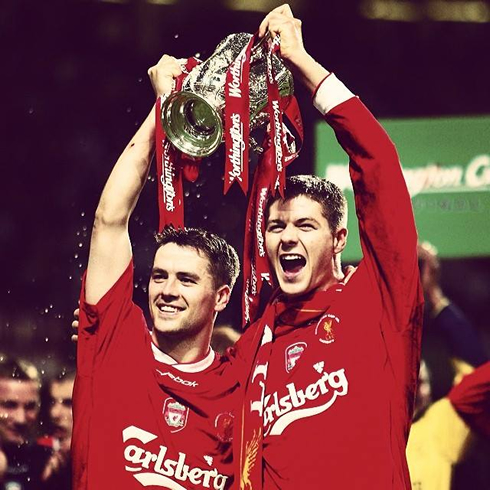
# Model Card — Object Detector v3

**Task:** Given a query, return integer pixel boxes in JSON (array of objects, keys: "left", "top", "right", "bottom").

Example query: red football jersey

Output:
[
  {"left": 233, "top": 91, "right": 424, "bottom": 489},
  {"left": 73, "top": 261, "right": 238, "bottom": 490}
]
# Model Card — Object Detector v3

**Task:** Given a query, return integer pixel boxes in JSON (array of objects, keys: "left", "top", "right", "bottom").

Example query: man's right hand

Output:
[
  {"left": 258, "top": 4, "right": 329, "bottom": 94},
  {"left": 147, "top": 55, "right": 183, "bottom": 97}
]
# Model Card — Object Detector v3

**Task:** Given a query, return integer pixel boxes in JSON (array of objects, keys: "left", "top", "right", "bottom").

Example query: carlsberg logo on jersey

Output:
[
  {"left": 250, "top": 358, "right": 348, "bottom": 437},
  {"left": 122, "top": 426, "right": 229, "bottom": 489}
]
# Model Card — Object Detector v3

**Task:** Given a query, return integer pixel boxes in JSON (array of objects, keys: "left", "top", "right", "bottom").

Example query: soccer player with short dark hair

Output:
[
  {"left": 230, "top": 5, "right": 424, "bottom": 489},
  {"left": 72, "top": 57, "right": 240, "bottom": 490}
]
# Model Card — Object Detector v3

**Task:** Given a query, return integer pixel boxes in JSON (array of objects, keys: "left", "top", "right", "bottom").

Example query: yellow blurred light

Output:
[
  {"left": 361, "top": 0, "right": 490, "bottom": 23},
  {"left": 224, "top": 0, "right": 300, "bottom": 12}
]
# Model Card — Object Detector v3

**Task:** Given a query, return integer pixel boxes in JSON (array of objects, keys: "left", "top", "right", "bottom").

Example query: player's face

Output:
[
  {"left": 0, "top": 379, "right": 40, "bottom": 445},
  {"left": 148, "top": 243, "right": 229, "bottom": 340},
  {"left": 266, "top": 195, "right": 345, "bottom": 298},
  {"left": 49, "top": 379, "right": 74, "bottom": 441}
]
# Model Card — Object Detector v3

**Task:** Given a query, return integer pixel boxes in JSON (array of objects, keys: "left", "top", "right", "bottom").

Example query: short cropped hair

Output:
[
  {"left": 265, "top": 175, "right": 348, "bottom": 232},
  {"left": 155, "top": 227, "right": 240, "bottom": 290},
  {"left": 0, "top": 354, "right": 41, "bottom": 386}
]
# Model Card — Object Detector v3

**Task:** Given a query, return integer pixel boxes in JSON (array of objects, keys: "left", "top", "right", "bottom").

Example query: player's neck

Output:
[{"left": 151, "top": 330, "right": 212, "bottom": 364}]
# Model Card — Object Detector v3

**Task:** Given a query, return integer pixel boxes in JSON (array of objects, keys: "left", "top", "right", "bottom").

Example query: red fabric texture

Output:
[{"left": 448, "top": 361, "right": 490, "bottom": 438}]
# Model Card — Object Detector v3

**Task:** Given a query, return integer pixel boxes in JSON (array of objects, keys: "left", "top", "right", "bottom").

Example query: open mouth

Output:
[{"left": 280, "top": 254, "right": 306, "bottom": 275}]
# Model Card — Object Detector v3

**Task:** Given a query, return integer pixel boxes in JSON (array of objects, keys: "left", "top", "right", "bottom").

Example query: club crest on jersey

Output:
[
  {"left": 163, "top": 398, "right": 188, "bottom": 433},
  {"left": 215, "top": 412, "right": 234, "bottom": 443},
  {"left": 315, "top": 313, "right": 340, "bottom": 344},
  {"left": 285, "top": 342, "right": 307, "bottom": 372}
]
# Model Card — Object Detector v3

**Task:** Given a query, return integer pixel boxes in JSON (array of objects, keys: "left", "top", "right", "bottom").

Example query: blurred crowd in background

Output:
[{"left": 2, "top": 0, "right": 490, "bottom": 488}]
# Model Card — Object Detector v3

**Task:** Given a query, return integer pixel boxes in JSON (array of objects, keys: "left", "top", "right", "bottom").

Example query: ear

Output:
[
  {"left": 214, "top": 284, "right": 232, "bottom": 313},
  {"left": 333, "top": 227, "right": 348, "bottom": 254}
]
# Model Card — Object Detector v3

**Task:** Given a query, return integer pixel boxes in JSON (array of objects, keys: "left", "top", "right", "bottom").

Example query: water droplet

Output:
[
  {"left": 174, "top": 34, "right": 179, "bottom": 39},
  {"left": 195, "top": 52, "right": 201, "bottom": 59},
  {"left": 82, "top": 226, "right": 88, "bottom": 231},
  {"left": 196, "top": 193, "right": 201, "bottom": 199},
  {"left": 203, "top": 215, "right": 208, "bottom": 220},
  {"left": 68, "top": 276, "right": 73, "bottom": 280},
  {"left": 138, "top": 77, "right": 143, "bottom": 83},
  {"left": 78, "top": 243, "right": 83, "bottom": 248},
  {"left": 74, "top": 253, "right": 79, "bottom": 259},
  {"left": 126, "top": 107, "right": 132, "bottom": 113},
  {"left": 45, "top": 337, "right": 49, "bottom": 342},
  {"left": 81, "top": 212, "right": 85, "bottom": 217},
  {"left": 184, "top": 191, "right": 190, "bottom": 197},
  {"left": 28, "top": 108, "right": 34, "bottom": 114},
  {"left": 44, "top": 308, "right": 49, "bottom": 313}
]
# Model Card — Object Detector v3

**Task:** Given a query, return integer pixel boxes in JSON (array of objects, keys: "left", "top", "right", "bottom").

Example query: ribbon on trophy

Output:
[
  {"left": 221, "top": 33, "right": 304, "bottom": 326},
  {"left": 241, "top": 93, "right": 303, "bottom": 327},
  {"left": 223, "top": 35, "right": 254, "bottom": 194},
  {"left": 155, "top": 57, "right": 202, "bottom": 231}
]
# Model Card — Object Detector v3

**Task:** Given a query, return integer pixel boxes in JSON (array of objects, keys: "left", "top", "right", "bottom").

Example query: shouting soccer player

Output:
[
  {"left": 72, "top": 57, "right": 240, "bottom": 489},
  {"left": 230, "top": 5, "right": 424, "bottom": 489}
]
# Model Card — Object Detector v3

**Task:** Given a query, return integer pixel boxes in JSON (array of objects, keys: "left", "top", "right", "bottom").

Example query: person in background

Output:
[
  {"left": 37, "top": 369, "right": 75, "bottom": 489},
  {"left": 408, "top": 360, "right": 490, "bottom": 490},
  {"left": 0, "top": 354, "right": 50, "bottom": 489},
  {"left": 407, "top": 242, "right": 490, "bottom": 490},
  {"left": 418, "top": 241, "right": 487, "bottom": 382}
]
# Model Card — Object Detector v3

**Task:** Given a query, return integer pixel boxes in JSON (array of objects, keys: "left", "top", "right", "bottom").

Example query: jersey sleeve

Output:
[
  {"left": 76, "top": 258, "right": 145, "bottom": 376},
  {"left": 448, "top": 361, "right": 490, "bottom": 438},
  {"left": 317, "top": 76, "right": 423, "bottom": 332}
]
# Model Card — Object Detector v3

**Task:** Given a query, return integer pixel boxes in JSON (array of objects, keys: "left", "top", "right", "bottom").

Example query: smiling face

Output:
[
  {"left": 148, "top": 243, "right": 230, "bottom": 348},
  {"left": 0, "top": 378, "right": 40, "bottom": 446},
  {"left": 266, "top": 195, "right": 347, "bottom": 298}
]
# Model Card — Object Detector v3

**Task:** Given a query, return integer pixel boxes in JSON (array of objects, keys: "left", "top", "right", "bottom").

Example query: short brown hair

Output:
[{"left": 155, "top": 227, "right": 240, "bottom": 289}]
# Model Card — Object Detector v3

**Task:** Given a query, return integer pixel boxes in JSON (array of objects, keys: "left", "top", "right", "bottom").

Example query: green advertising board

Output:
[{"left": 314, "top": 115, "right": 490, "bottom": 261}]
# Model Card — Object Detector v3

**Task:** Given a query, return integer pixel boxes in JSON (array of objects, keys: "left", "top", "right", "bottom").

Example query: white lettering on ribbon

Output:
[{"left": 228, "top": 113, "right": 245, "bottom": 183}]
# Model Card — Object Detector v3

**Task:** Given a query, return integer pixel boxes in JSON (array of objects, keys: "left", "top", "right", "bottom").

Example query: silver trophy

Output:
[{"left": 160, "top": 32, "right": 294, "bottom": 158}]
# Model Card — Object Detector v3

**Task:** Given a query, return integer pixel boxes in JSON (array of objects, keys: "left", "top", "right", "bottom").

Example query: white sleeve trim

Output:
[{"left": 313, "top": 74, "right": 356, "bottom": 115}]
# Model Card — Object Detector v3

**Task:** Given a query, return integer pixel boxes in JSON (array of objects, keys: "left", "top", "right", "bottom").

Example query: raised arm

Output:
[
  {"left": 85, "top": 56, "right": 182, "bottom": 304},
  {"left": 262, "top": 5, "right": 420, "bottom": 330}
]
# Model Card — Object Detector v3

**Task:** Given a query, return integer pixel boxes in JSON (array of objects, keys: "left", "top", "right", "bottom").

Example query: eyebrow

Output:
[
  {"left": 267, "top": 217, "right": 321, "bottom": 226},
  {"left": 295, "top": 217, "right": 321, "bottom": 225},
  {"left": 151, "top": 267, "right": 201, "bottom": 281}
]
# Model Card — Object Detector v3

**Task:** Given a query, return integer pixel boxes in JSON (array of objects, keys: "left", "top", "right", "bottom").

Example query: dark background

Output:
[{"left": 1, "top": 0, "right": 490, "bottom": 486}]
